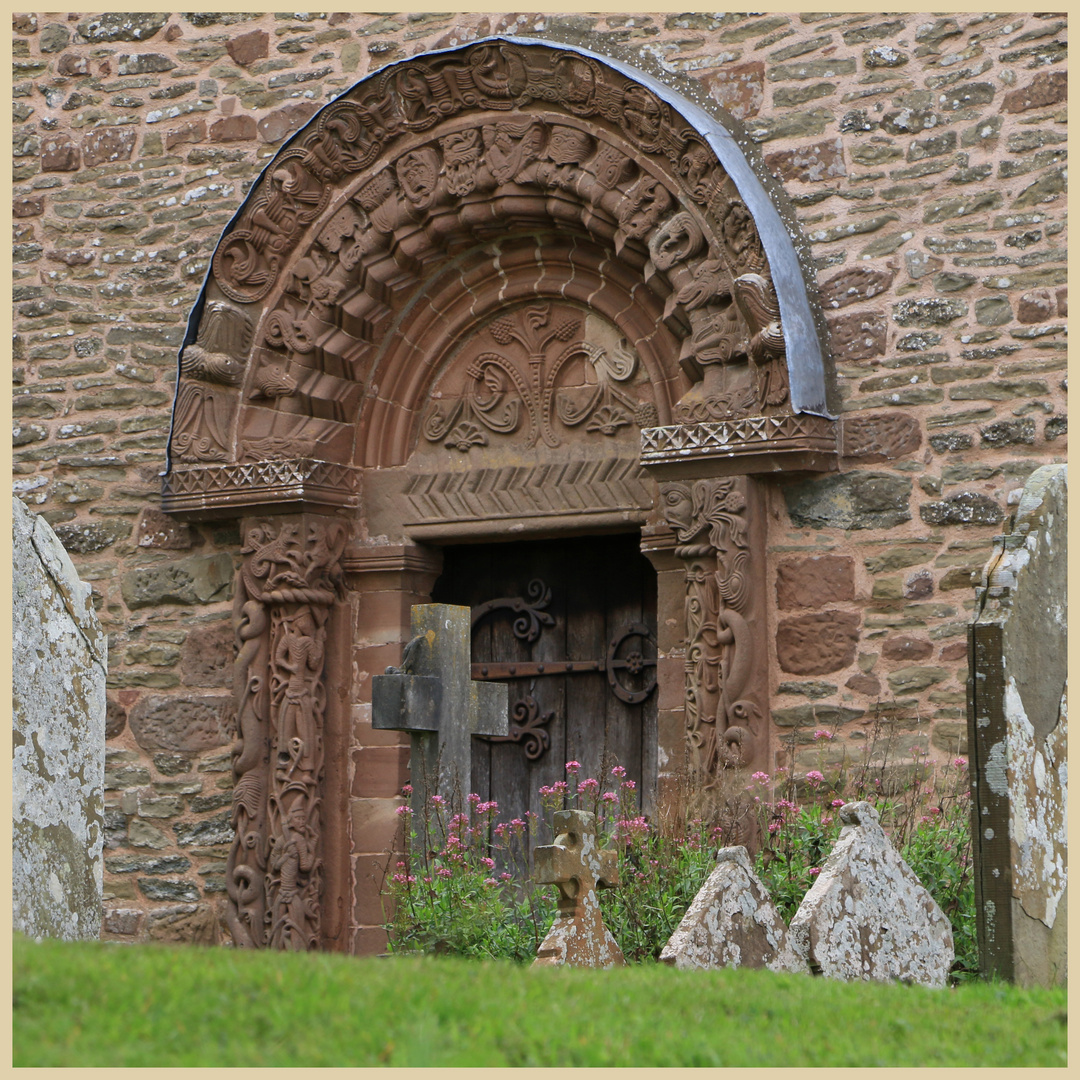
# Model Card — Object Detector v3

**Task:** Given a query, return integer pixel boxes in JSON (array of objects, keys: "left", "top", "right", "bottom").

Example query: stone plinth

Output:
[{"left": 13, "top": 498, "right": 107, "bottom": 941}]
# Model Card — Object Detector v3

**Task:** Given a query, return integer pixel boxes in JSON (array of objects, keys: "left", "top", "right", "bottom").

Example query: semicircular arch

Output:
[{"left": 163, "top": 36, "right": 834, "bottom": 521}]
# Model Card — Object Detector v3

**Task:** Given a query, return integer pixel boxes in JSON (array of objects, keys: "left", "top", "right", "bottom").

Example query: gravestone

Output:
[
  {"left": 968, "top": 463, "right": 1067, "bottom": 986},
  {"left": 788, "top": 802, "right": 954, "bottom": 987},
  {"left": 659, "top": 846, "right": 807, "bottom": 973},
  {"left": 13, "top": 498, "right": 106, "bottom": 941},
  {"left": 534, "top": 809, "right": 624, "bottom": 967},
  {"left": 372, "top": 603, "right": 508, "bottom": 827}
]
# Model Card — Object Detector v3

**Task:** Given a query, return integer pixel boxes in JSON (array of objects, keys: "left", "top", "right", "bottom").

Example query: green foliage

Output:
[
  {"left": 12, "top": 935, "right": 1067, "bottom": 1067},
  {"left": 386, "top": 741, "right": 978, "bottom": 981}
]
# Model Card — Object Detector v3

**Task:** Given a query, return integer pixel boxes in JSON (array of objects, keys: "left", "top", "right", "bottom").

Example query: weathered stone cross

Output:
[
  {"left": 371, "top": 604, "right": 508, "bottom": 827},
  {"left": 533, "top": 809, "right": 625, "bottom": 967}
]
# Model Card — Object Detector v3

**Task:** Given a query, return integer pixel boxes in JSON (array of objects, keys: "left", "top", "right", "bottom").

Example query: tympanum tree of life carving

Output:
[{"left": 167, "top": 41, "right": 797, "bottom": 486}]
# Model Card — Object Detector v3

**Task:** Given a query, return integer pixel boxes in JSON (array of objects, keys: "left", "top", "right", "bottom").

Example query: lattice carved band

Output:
[{"left": 162, "top": 459, "right": 361, "bottom": 519}]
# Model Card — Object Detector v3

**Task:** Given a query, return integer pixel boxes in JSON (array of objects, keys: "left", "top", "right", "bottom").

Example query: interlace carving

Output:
[
  {"left": 661, "top": 479, "right": 760, "bottom": 779},
  {"left": 422, "top": 302, "right": 643, "bottom": 451},
  {"left": 226, "top": 518, "right": 347, "bottom": 951}
]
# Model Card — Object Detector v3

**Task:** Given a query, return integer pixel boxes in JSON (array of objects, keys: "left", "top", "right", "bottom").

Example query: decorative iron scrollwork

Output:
[
  {"left": 470, "top": 582, "right": 657, "bottom": 762},
  {"left": 470, "top": 578, "right": 554, "bottom": 642},
  {"left": 487, "top": 695, "right": 554, "bottom": 761}
]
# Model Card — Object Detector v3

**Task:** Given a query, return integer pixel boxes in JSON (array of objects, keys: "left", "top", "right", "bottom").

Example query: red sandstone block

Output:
[
  {"left": 353, "top": 854, "right": 393, "bottom": 926},
  {"left": 209, "top": 115, "right": 256, "bottom": 142},
  {"left": 353, "top": 924, "right": 389, "bottom": 956},
  {"left": 352, "top": 746, "right": 410, "bottom": 799}
]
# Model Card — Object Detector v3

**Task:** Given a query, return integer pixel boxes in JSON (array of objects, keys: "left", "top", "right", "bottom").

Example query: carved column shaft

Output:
[
  {"left": 226, "top": 513, "right": 348, "bottom": 951},
  {"left": 658, "top": 477, "right": 770, "bottom": 783}
]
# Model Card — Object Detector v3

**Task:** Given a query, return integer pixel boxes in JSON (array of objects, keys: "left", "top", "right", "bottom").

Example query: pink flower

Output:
[
  {"left": 477, "top": 800, "right": 498, "bottom": 815},
  {"left": 565, "top": 761, "right": 581, "bottom": 774},
  {"left": 396, "top": 861, "right": 406, "bottom": 869},
  {"left": 611, "top": 765, "right": 627, "bottom": 778},
  {"left": 483, "top": 878, "right": 499, "bottom": 887},
  {"left": 577, "top": 777, "right": 600, "bottom": 794},
  {"left": 436, "top": 867, "right": 453, "bottom": 878},
  {"left": 831, "top": 799, "right": 845, "bottom": 808},
  {"left": 768, "top": 820, "right": 781, "bottom": 834},
  {"left": 621, "top": 780, "right": 636, "bottom": 791},
  {"left": 422, "top": 876, "right": 432, "bottom": 886},
  {"left": 401, "top": 784, "right": 413, "bottom": 796},
  {"left": 468, "top": 792, "right": 481, "bottom": 805},
  {"left": 805, "top": 770, "right": 824, "bottom": 788},
  {"left": 954, "top": 757, "right": 968, "bottom": 769},
  {"left": 480, "top": 857, "right": 495, "bottom": 869},
  {"left": 808, "top": 867, "right": 821, "bottom": 877},
  {"left": 395, "top": 805, "right": 411, "bottom": 817},
  {"left": 601, "top": 792, "right": 618, "bottom": 804},
  {"left": 430, "top": 794, "right": 446, "bottom": 807},
  {"left": 751, "top": 771, "right": 770, "bottom": 786},
  {"left": 499, "top": 872, "right": 512, "bottom": 882},
  {"left": 813, "top": 730, "right": 834, "bottom": 742}
]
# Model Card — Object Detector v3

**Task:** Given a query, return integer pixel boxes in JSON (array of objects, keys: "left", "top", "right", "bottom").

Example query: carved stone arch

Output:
[
  {"left": 161, "top": 37, "right": 843, "bottom": 951},
  {"left": 163, "top": 36, "right": 837, "bottom": 518}
]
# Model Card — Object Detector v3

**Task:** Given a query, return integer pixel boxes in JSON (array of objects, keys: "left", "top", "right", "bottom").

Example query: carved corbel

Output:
[{"left": 225, "top": 516, "right": 348, "bottom": 951}]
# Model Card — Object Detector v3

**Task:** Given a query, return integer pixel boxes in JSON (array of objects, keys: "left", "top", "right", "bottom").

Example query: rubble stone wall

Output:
[{"left": 11, "top": 12, "right": 1066, "bottom": 947}]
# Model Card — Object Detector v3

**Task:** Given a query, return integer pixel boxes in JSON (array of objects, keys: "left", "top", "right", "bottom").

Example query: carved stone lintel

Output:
[{"left": 226, "top": 516, "right": 347, "bottom": 951}]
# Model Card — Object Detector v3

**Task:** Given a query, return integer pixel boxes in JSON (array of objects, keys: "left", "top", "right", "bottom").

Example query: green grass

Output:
[{"left": 13, "top": 934, "right": 1066, "bottom": 1067}]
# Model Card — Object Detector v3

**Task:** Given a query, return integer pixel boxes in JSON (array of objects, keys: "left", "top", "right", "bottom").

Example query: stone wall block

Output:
[
  {"left": 776, "top": 611, "right": 860, "bottom": 675},
  {"left": 788, "top": 801, "right": 954, "bottom": 986},
  {"left": 127, "top": 694, "right": 234, "bottom": 753},
  {"left": 775, "top": 555, "right": 854, "bottom": 610}
]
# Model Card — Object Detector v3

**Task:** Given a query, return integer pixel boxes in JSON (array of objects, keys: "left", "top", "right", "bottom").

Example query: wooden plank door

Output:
[{"left": 432, "top": 533, "right": 657, "bottom": 857}]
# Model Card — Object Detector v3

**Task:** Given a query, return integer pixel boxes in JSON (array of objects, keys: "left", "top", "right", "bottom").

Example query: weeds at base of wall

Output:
[{"left": 381, "top": 719, "right": 977, "bottom": 980}]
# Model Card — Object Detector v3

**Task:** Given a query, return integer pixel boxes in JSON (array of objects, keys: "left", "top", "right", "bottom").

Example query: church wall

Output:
[{"left": 12, "top": 12, "right": 1066, "bottom": 948}]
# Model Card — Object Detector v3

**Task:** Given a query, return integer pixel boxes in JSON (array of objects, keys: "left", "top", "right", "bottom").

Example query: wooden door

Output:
[{"left": 432, "top": 533, "right": 657, "bottom": 852}]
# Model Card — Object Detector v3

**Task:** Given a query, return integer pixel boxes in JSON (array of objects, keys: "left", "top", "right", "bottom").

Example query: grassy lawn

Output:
[{"left": 13, "top": 934, "right": 1066, "bottom": 1067}]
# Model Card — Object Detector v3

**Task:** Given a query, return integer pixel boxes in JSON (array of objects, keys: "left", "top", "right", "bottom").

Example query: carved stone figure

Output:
[
  {"left": 662, "top": 478, "right": 762, "bottom": 779},
  {"left": 225, "top": 517, "right": 347, "bottom": 951},
  {"left": 172, "top": 302, "right": 253, "bottom": 462}
]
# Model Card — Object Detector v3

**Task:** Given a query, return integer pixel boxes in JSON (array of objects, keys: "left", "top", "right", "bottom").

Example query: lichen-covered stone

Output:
[
  {"left": 13, "top": 498, "right": 106, "bottom": 941},
  {"left": 76, "top": 14, "right": 168, "bottom": 43},
  {"left": 784, "top": 472, "right": 912, "bottom": 530},
  {"left": 788, "top": 801, "right": 954, "bottom": 986},
  {"left": 920, "top": 492, "right": 1004, "bottom": 527},
  {"left": 660, "top": 847, "right": 808, "bottom": 973}
]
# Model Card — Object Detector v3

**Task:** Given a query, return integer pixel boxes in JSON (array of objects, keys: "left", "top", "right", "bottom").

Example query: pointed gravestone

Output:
[
  {"left": 372, "top": 604, "right": 508, "bottom": 833},
  {"left": 533, "top": 809, "right": 624, "bottom": 967},
  {"left": 660, "top": 846, "right": 808, "bottom": 973},
  {"left": 788, "top": 801, "right": 954, "bottom": 987}
]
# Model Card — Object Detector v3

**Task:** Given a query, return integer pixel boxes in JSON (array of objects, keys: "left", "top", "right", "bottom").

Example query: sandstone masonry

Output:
[{"left": 10, "top": 12, "right": 1066, "bottom": 948}]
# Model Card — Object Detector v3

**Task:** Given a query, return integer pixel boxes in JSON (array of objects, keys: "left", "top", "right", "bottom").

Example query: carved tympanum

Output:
[
  {"left": 422, "top": 302, "right": 651, "bottom": 452},
  {"left": 226, "top": 517, "right": 347, "bottom": 950}
]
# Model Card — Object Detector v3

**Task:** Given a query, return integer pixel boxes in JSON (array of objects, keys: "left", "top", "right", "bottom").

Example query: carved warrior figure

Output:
[
  {"left": 226, "top": 518, "right": 347, "bottom": 950},
  {"left": 662, "top": 479, "right": 760, "bottom": 779}
]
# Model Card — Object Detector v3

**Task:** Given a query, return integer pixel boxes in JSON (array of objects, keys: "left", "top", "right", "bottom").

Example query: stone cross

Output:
[
  {"left": 533, "top": 809, "right": 625, "bottom": 967},
  {"left": 372, "top": 604, "right": 508, "bottom": 825}
]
